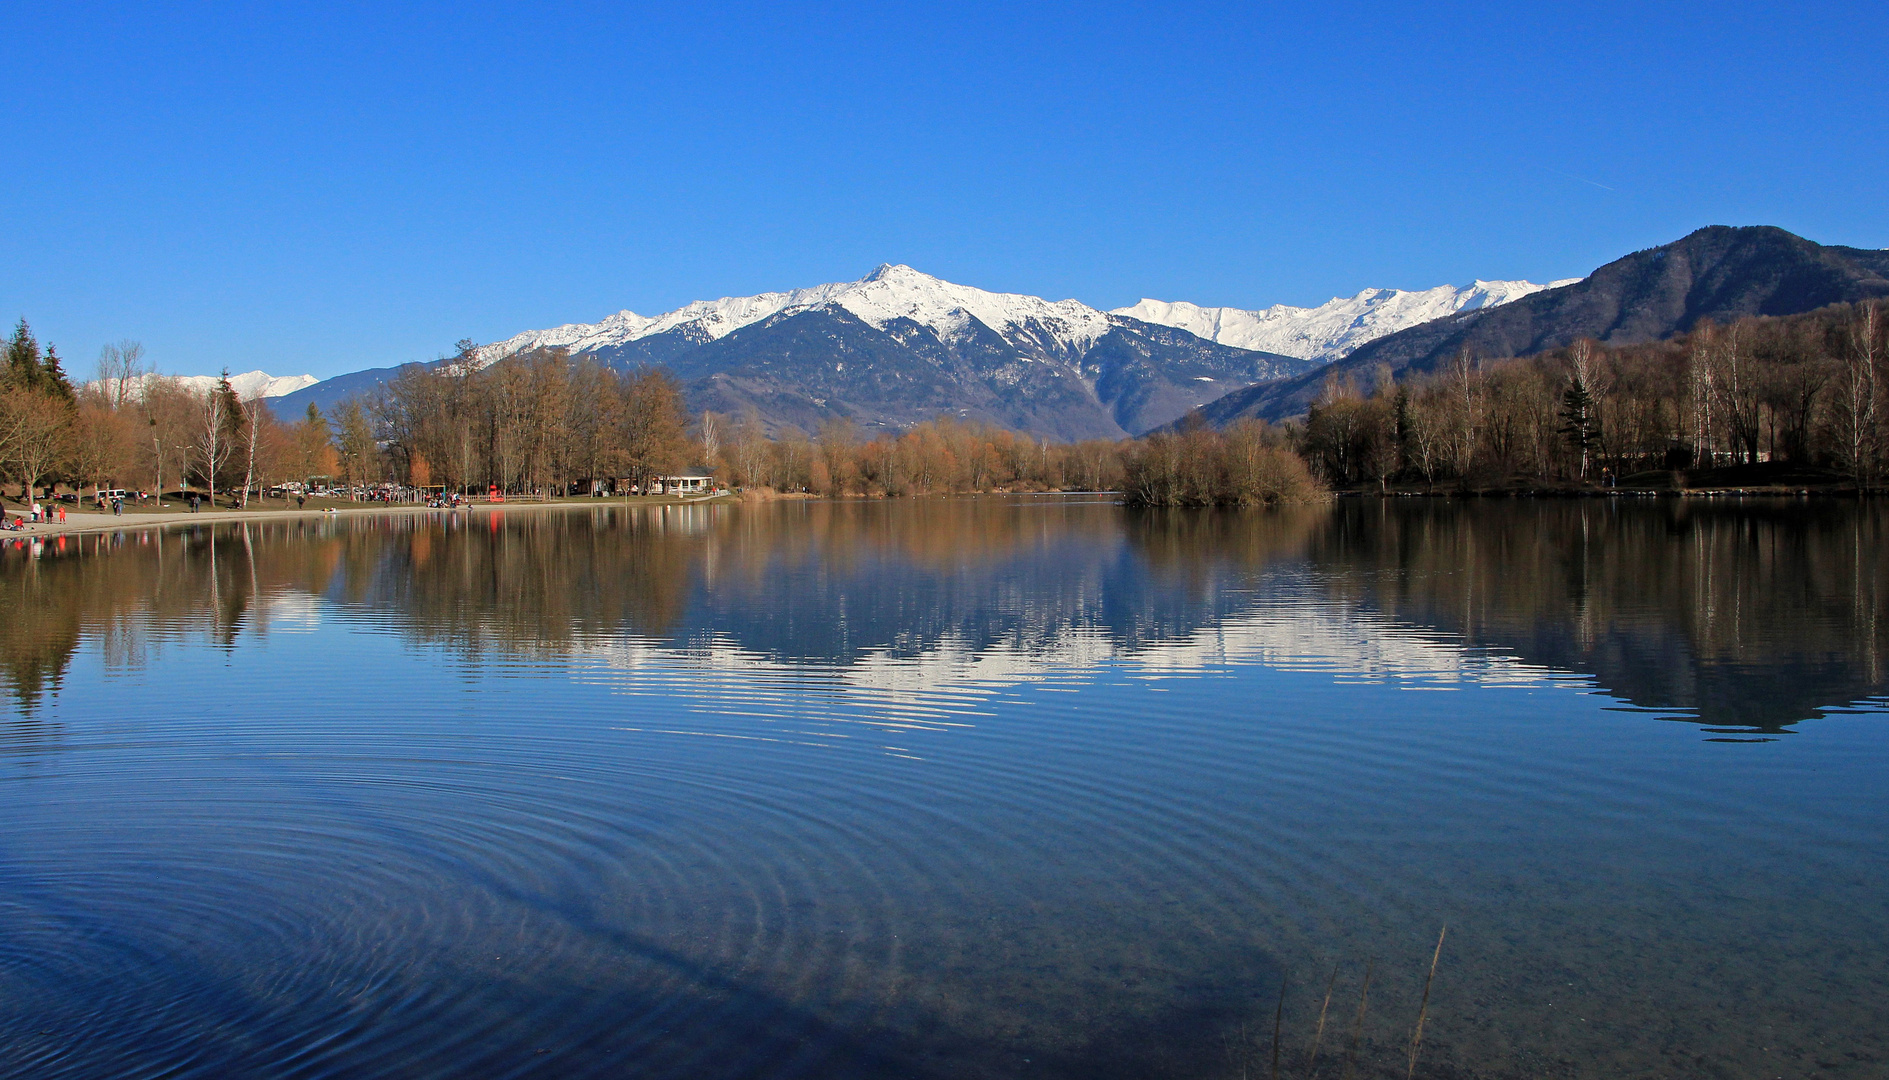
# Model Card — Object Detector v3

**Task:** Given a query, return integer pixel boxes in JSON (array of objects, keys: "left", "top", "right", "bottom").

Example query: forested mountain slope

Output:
[{"left": 1192, "top": 226, "right": 1889, "bottom": 424}]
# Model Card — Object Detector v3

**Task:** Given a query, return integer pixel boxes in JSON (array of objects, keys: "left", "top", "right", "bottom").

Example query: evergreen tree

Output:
[
  {"left": 4, "top": 319, "right": 44, "bottom": 391},
  {"left": 41, "top": 344, "right": 75, "bottom": 401},
  {"left": 1558, "top": 375, "right": 1600, "bottom": 479}
]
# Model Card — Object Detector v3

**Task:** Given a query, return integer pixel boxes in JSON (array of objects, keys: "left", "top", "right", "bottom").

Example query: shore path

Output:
[{"left": 0, "top": 496, "right": 735, "bottom": 541}]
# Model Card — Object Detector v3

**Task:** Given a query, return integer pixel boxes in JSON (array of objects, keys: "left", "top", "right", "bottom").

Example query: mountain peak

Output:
[
  {"left": 860, "top": 262, "right": 920, "bottom": 283},
  {"left": 483, "top": 264, "right": 1117, "bottom": 364}
]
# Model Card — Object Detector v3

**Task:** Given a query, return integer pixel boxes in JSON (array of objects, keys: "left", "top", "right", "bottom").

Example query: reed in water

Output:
[{"left": 1240, "top": 929, "right": 1447, "bottom": 1080}]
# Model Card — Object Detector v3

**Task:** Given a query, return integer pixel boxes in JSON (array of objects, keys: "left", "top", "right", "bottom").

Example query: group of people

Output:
[
  {"left": 3, "top": 503, "right": 64, "bottom": 530},
  {"left": 1, "top": 497, "right": 128, "bottom": 530}
]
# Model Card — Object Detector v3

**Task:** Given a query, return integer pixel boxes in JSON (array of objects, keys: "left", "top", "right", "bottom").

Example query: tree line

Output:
[
  {"left": 8, "top": 297, "right": 1882, "bottom": 511},
  {"left": 1298, "top": 299, "right": 1889, "bottom": 490},
  {"left": 0, "top": 319, "right": 336, "bottom": 507},
  {"left": 369, "top": 342, "right": 1136, "bottom": 498}
]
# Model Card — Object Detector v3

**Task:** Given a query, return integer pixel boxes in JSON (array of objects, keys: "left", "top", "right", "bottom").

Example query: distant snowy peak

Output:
[
  {"left": 482, "top": 267, "right": 1584, "bottom": 370},
  {"left": 215, "top": 371, "right": 321, "bottom": 399},
  {"left": 482, "top": 264, "right": 1116, "bottom": 366},
  {"left": 92, "top": 370, "right": 319, "bottom": 401},
  {"left": 1113, "top": 279, "right": 1580, "bottom": 361}
]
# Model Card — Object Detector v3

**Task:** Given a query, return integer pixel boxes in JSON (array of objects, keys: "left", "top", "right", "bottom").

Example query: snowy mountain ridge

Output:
[
  {"left": 90, "top": 370, "right": 319, "bottom": 401},
  {"left": 481, "top": 266, "right": 1576, "bottom": 372},
  {"left": 1111, "top": 279, "right": 1580, "bottom": 361},
  {"left": 481, "top": 264, "right": 1119, "bottom": 367}
]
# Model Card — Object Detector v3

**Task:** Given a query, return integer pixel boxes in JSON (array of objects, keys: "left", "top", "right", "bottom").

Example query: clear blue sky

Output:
[{"left": 3, "top": 1, "right": 1884, "bottom": 380}]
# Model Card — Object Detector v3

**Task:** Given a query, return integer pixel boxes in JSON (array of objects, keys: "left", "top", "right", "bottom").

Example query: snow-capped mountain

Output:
[
  {"left": 444, "top": 264, "right": 1315, "bottom": 439},
  {"left": 92, "top": 370, "right": 319, "bottom": 401},
  {"left": 1112, "top": 279, "right": 1579, "bottom": 361},
  {"left": 481, "top": 264, "right": 1119, "bottom": 366},
  {"left": 278, "top": 265, "right": 1585, "bottom": 438}
]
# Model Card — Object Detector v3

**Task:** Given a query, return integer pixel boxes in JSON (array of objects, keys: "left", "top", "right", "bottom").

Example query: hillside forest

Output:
[{"left": 2, "top": 299, "right": 1885, "bottom": 510}]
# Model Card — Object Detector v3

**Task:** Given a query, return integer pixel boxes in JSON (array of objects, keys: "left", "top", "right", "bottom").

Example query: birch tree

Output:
[{"left": 1831, "top": 301, "right": 1882, "bottom": 482}]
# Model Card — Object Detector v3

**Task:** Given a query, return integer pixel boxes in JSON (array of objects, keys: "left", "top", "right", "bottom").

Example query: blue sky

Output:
[{"left": 3, "top": 1, "right": 1884, "bottom": 380}]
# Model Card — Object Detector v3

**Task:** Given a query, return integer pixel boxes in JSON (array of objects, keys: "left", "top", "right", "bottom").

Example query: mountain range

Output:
[
  {"left": 261, "top": 225, "right": 1886, "bottom": 439},
  {"left": 473, "top": 263, "right": 1332, "bottom": 439},
  {"left": 1111, "top": 278, "right": 1575, "bottom": 359},
  {"left": 272, "top": 266, "right": 1564, "bottom": 438},
  {"left": 86, "top": 370, "right": 318, "bottom": 402}
]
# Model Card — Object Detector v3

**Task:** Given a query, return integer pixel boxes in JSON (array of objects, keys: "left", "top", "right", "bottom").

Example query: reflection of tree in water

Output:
[
  {"left": 0, "top": 512, "right": 707, "bottom": 706},
  {"left": 0, "top": 527, "right": 286, "bottom": 711},
  {"left": 0, "top": 554, "right": 81, "bottom": 712},
  {"left": 6, "top": 500, "right": 1882, "bottom": 733},
  {"left": 1309, "top": 499, "right": 1889, "bottom": 732},
  {"left": 335, "top": 508, "right": 699, "bottom": 656}
]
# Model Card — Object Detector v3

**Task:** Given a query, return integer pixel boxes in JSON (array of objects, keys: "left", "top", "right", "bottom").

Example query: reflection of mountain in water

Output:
[
  {"left": 672, "top": 501, "right": 1321, "bottom": 665},
  {"left": 1, "top": 498, "right": 1883, "bottom": 731}
]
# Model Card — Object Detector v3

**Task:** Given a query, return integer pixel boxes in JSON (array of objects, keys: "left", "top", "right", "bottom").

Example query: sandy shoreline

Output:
[{"left": 0, "top": 495, "right": 736, "bottom": 541}]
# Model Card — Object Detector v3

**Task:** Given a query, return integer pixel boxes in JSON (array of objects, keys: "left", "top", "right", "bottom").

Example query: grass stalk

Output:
[
  {"left": 1307, "top": 963, "right": 1339, "bottom": 1075},
  {"left": 1339, "top": 959, "right": 1373, "bottom": 1080},
  {"left": 1406, "top": 927, "right": 1447, "bottom": 1080}
]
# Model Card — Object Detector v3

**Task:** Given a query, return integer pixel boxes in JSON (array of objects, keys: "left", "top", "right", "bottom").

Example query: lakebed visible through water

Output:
[{"left": 1, "top": 496, "right": 1884, "bottom": 1079}]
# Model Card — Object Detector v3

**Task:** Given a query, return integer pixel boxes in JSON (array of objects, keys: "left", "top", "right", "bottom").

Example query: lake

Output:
[{"left": 2, "top": 496, "right": 1885, "bottom": 1079}]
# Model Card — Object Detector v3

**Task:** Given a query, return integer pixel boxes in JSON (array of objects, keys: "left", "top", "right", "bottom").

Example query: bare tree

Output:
[
  {"left": 618, "top": 368, "right": 689, "bottom": 491},
  {"left": 194, "top": 375, "right": 240, "bottom": 503},
  {"left": 1448, "top": 347, "right": 1481, "bottom": 476},
  {"left": 728, "top": 409, "right": 771, "bottom": 489},
  {"left": 699, "top": 410, "right": 722, "bottom": 475},
  {"left": 136, "top": 375, "right": 193, "bottom": 503},
  {"left": 68, "top": 395, "right": 136, "bottom": 501},
  {"left": 239, "top": 394, "right": 273, "bottom": 506},
  {"left": 816, "top": 417, "right": 856, "bottom": 494},
  {"left": 0, "top": 387, "right": 72, "bottom": 506},
  {"left": 290, "top": 403, "right": 337, "bottom": 488},
  {"left": 1832, "top": 301, "right": 1882, "bottom": 483},
  {"left": 1708, "top": 323, "right": 1763, "bottom": 464},
  {"left": 334, "top": 400, "right": 379, "bottom": 496},
  {"left": 94, "top": 340, "right": 149, "bottom": 408}
]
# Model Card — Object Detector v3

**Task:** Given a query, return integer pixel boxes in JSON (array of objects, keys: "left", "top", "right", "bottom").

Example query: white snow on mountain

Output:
[
  {"left": 1112, "top": 279, "right": 1580, "bottom": 361},
  {"left": 481, "top": 264, "right": 1116, "bottom": 366},
  {"left": 90, "top": 370, "right": 320, "bottom": 401},
  {"left": 478, "top": 266, "right": 1587, "bottom": 372}
]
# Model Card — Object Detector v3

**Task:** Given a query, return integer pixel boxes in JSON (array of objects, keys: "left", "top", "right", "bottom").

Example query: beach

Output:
[{"left": 0, "top": 494, "right": 736, "bottom": 541}]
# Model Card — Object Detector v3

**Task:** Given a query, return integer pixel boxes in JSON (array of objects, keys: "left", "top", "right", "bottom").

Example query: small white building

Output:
[{"left": 648, "top": 475, "right": 714, "bottom": 495}]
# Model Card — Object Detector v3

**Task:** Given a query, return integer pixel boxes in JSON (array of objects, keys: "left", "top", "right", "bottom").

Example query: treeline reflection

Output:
[
  {"left": 1314, "top": 499, "right": 1888, "bottom": 733},
  {"left": 2, "top": 498, "right": 1883, "bottom": 731}
]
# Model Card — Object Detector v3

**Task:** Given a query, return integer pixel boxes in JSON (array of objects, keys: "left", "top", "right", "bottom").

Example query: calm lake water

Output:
[{"left": 1, "top": 497, "right": 1885, "bottom": 1079}]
